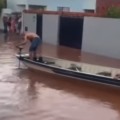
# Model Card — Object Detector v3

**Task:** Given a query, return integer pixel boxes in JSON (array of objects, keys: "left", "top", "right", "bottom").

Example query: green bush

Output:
[{"left": 106, "top": 6, "right": 120, "bottom": 18}]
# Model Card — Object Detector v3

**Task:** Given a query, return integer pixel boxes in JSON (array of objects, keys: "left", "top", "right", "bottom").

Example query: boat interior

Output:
[{"left": 18, "top": 54, "right": 120, "bottom": 80}]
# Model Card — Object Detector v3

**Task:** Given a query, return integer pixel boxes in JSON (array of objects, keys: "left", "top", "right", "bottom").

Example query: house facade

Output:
[{"left": 7, "top": 0, "right": 96, "bottom": 12}]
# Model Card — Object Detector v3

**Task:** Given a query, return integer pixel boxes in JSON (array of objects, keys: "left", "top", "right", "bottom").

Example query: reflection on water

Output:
[{"left": 0, "top": 34, "right": 120, "bottom": 120}]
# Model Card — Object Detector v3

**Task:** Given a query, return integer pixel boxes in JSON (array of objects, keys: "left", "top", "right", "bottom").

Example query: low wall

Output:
[
  {"left": 42, "top": 14, "right": 59, "bottom": 45},
  {"left": 82, "top": 17, "right": 120, "bottom": 59},
  {"left": 22, "top": 12, "right": 120, "bottom": 59},
  {"left": 22, "top": 12, "right": 84, "bottom": 48}
]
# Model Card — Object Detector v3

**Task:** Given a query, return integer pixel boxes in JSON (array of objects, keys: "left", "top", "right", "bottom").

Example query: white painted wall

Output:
[
  {"left": 7, "top": 0, "right": 96, "bottom": 12},
  {"left": 82, "top": 17, "right": 120, "bottom": 59},
  {"left": 29, "top": 0, "right": 84, "bottom": 12},
  {"left": 23, "top": 13, "right": 37, "bottom": 33},
  {"left": 82, "top": 0, "right": 96, "bottom": 10},
  {"left": 7, "top": 0, "right": 21, "bottom": 12},
  {"left": 7, "top": 0, "right": 28, "bottom": 12},
  {"left": 42, "top": 14, "right": 59, "bottom": 45}
]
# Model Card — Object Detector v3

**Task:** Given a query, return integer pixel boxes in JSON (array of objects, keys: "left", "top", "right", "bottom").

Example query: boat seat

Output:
[{"left": 97, "top": 71, "right": 112, "bottom": 77}]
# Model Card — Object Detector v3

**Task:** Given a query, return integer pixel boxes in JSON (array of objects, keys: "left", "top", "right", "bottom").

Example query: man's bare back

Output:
[{"left": 24, "top": 32, "right": 40, "bottom": 42}]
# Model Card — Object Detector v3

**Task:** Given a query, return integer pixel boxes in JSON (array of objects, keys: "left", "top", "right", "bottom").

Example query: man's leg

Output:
[
  {"left": 29, "top": 51, "right": 33, "bottom": 60},
  {"left": 33, "top": 44, "right": 41, "bottom": 59},
  {"left": 33, "top": 51, "right": 37, "bottom": 59},
  {"left": 29, "top": 46, "right": 34, "bottom": 60},
  {"left": 31, "top": 38, "right": 41, "bottom": 60}
]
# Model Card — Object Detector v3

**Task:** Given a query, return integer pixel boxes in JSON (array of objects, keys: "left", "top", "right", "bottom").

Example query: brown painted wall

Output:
[
  {"left": 24, "top": 10, "right": 98, "bottom": 17},
  {"left": 96, "top": 0, "right": 120, "bottom": 15}
]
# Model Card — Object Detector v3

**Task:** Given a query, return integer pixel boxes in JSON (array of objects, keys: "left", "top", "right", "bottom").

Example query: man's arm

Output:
[
  {"left": 16, "top": 35, "right": 28, "bottom": 47},
  {"left": 16, "top": 40, "right": 27, "bottom": 48}
]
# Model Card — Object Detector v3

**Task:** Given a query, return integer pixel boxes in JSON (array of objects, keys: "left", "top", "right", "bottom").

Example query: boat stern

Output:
[{"left": 16, "top": 53, "right": 29, "bottom": 60}]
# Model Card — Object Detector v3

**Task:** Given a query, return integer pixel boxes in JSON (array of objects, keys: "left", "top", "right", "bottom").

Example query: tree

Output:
[
  {"left": 106, "top": 6, "right": 120, "bottom": 18},
  {"left": 0, "top": 0, "right": 6, "bottom": 13}
]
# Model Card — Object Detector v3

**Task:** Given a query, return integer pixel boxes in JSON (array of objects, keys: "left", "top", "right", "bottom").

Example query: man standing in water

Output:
[
  {"left": 17, "top": 32, "right": 41, "bottom": 60},
  {"left": 3, "top": 16, "right": 8, "bottom": 34}
]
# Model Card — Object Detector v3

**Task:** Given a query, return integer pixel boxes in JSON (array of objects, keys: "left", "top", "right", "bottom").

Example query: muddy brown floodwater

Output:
[{"left": 0, "top": 33, "right": 120, "bottom": 120}]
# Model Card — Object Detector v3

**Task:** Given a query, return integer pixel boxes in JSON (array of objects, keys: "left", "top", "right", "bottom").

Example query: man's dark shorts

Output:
[{"left": 29, "top": 37, "right": 41, "bottom": 52}]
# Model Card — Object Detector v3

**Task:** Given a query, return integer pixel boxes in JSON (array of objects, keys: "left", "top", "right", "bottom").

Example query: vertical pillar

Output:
[{"left": 25, "top": 0, "right": 29, "bottom": 10}]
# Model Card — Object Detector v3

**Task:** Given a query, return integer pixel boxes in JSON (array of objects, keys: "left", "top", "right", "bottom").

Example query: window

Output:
[
  {"left": 29, "top": 5, "right": 46, "bottom": 10},
  {"left": 57, "top": 7, "right": 70, "bottom": 12},
  {"left": 84, "top": 9, "right": 95, "bottom": 13}
]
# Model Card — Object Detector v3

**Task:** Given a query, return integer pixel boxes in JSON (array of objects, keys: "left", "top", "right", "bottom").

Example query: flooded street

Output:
[{"left": 0, "top": 34, "right": 120, "bottom": 120}]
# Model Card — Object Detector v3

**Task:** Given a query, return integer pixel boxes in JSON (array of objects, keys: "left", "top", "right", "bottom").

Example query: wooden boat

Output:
[{"left": 16, "top": 53, "right": 120, "bottom": 87}]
